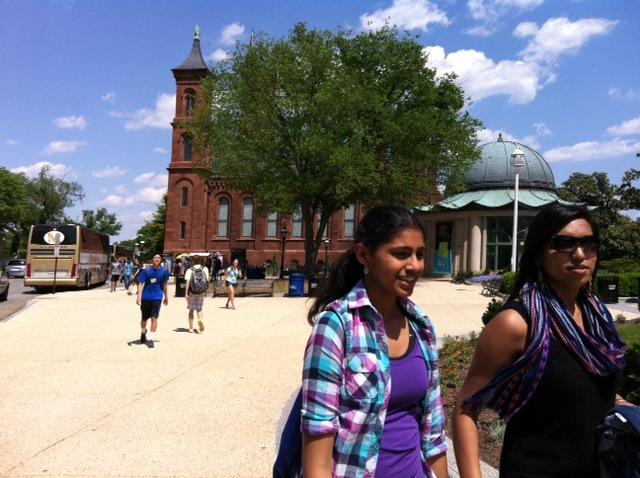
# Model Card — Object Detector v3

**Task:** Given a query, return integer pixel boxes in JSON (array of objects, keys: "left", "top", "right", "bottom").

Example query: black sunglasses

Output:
[{"left": 548, "top": 235, "right": 599, "bottom": 253}]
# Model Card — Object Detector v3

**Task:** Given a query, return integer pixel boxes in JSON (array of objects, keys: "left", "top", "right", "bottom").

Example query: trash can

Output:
[
  {"left": 288, "top": 273, "right": 305, "bottom": 297},
  {"left": 308, "top": 275, "right": 328, "bottom": 298},
  {"left": 175, "top": 275, "right": 186, "bottom": 297},
  {"left": 597, "top": 276, "right": 619, "bottom": 304}
]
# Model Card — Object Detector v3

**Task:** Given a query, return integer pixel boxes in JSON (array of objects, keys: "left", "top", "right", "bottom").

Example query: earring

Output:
[{"left": 363, "top": 266, "right": 369, "bottom": 275}]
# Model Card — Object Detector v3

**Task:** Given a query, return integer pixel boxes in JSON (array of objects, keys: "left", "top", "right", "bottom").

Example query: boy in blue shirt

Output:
[{"left": 136, "top": 254, "right": 169, "bottom": 348}]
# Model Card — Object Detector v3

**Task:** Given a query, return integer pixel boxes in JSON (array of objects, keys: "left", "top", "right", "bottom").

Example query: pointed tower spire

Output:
[{"left": 172, "top": 26, "right": 208, "bottom": 73}]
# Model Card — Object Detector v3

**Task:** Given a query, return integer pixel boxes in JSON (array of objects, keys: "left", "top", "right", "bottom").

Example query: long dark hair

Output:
[
  {"left": 307, "top": 205, "right": 427, "bottom": 324},
  {"left": 508, "top": 203, "right": 600, "bottom": 302}
]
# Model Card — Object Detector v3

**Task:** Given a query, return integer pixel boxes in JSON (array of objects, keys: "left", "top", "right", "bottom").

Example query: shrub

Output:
[
  {"left": 599, "top": 258, "right": 640, "bottom": 275},
  {"left": 500, "top": 271, "right": 516, "bottom": 295},
  {"left": 482, "top": 298, "right": 505, "bottom": 325},
  {"left": 439, "top": 334, "right": 478, "bottom": 390},
  {"left": 620, "top": 341, "right": 640, "bottom": 404}
]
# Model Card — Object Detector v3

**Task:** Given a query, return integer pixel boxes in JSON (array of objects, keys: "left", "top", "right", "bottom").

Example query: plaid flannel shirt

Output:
[{"left": 301, "top": 280, "right": 447, "bottom": 478}]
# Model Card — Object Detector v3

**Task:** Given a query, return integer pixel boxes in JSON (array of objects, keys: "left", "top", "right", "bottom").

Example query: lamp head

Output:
[{"left": 511, "top": 147, "right": 526, "bottom": 168}]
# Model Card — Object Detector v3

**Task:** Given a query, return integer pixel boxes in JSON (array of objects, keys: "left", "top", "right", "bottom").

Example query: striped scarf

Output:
[{"left": 465, "top": 280, "right": 627, "bottom": 420}]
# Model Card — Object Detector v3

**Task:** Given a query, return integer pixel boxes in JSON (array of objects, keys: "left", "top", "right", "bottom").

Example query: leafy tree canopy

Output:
[
  {"left": 81, "top": 208, "right": 122, "bottom": 236},
  {"left": 558, "top": 169, "right": 640, "bottom": 259},
  {"left": 189, "top": 23, "right": 481, "bottom": 273},
  {"left": 28, "top": 165, "right": 84, "bottom": 224},
  {"left": 0, "top": 168, "right": 31, "bottom": 233}
]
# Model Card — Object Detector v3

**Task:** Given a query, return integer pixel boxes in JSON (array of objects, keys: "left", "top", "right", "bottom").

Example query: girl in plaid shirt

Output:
[{"left": 302, "top": 206, "right": 448, "bottom": 478}]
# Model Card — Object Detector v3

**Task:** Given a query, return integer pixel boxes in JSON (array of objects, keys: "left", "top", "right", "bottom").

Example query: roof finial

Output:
[
  {"left": 497, "top": 132, "right": 504, "bottom": 142},
  {"left": 194, "top": 25, "right": 200, "bottom": 40}
]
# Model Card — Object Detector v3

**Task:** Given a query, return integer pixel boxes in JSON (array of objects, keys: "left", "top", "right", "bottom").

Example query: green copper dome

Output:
[{"left": 465, "top": 135, "right": 556, "bottom": 191}]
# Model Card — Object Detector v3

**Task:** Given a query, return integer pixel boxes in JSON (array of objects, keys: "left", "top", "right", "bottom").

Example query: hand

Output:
[
  {"left": 163, "top": 297, "right": 169, "bottom": 306},
  {"left": 136, "top": 297, "right": 141, "bottom": 306}
]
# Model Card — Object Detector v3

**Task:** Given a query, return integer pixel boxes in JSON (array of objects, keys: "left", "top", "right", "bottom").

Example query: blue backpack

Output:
[
  {"left": 597, "top": 405, "right": 640, "bottom": 478},
  {"left": 273, "top": 389, "right": 303, "bottom": 478}
]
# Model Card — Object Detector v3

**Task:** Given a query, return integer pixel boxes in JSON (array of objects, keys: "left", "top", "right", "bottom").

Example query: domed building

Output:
[{"left": 419, "top": 134, "right": 573, "bottom": 275}]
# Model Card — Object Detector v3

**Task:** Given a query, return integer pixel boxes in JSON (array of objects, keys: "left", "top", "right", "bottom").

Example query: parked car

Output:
[
  {"left": 0, "top": 269, "right": 9, "bottom": 301},
  {"left": 6, "top": 258, "right": 26, "bottom": 278}
]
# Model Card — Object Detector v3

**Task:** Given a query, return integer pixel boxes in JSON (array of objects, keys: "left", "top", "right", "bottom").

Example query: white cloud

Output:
[
  {"left": 42, "top": 140, "right": 87, "bottom": 155},
  {"left": 465, "top": 25, "right": 493, "bottom": 37},
  {"left": 220, "top": 22, "right": 245, "bottom": 45},
  {"left": 476, "top": 127, "right": 540, "bottom": 149},
  {"left": 424, "top": 46, "right": 542, "bottom": 104},
  {"left": 607, "top": 117, "right": 640, "bottom": 137},
  {"left": 533, "top": 122, "right": 552, "bottom": 137},
  {"left": 360, "top": 0, "right": 450, "bottom": 32},
  {"left": 468, "top": 0, "right": 544, "bottom": 23},
  {"left": 138, "top": 210, "right": 154, "bottom": 222},
  {"left": 608, "top": 87, "right": 640, "bottom": 101},
  {"left": 135, "top": 186, "right": 166, "bottom": 203},
  {"left": 108, "top": 110, "right": 125, "bottom": 118},
  {"left": 91, "top": 166, "right": 128, "bottom": 178},
  {"left": 153, "top": 147, "right": 168, "bottom": 155},
  {"left": 207, "top": 48, "right": 230, "bottom": 63},
  {"left": 124, "top": 94, "right": 175, "bottom": 131},
  {"left": 134, "top": 172, "right": 168, "bottom": 188},
  {"left": 5, "top": 139, "right": 18, "bottom": 145},
  {"left": 11, "top": 161, "right": 74, "bottom": 179},
  {"left": 115, "top": 185, "right": 129, "bottom": 195},
  {"left": 101, "top": 91, "right": 117, "bottom": 102},
  {"left": 543, "top": 137, "right": 640, "bottom": 162},
  {"left": 97, "top": 194, "right": 135, "bottom": 207},
  {"left": 53, "top": 115, "right": 87, "bottom": 130},
  {"left": 515, "top": 17, "right": 617, "bottom": 64}
]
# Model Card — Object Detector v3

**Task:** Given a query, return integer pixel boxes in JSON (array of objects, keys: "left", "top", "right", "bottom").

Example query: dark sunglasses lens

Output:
[{"left": 550, "top": 236, "right": 598, "bottom": 251}]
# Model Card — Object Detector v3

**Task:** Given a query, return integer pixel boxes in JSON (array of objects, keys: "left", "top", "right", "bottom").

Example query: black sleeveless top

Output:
[{"left": 499, "top": 301, "right": 621, "bottom": 478}]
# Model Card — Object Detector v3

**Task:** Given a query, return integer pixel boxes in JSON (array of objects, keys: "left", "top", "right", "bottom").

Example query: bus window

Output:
[{"left": 30, "top": 225, "right": 78, "bottom": 245}]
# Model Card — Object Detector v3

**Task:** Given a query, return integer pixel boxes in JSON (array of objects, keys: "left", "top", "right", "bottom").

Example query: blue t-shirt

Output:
[{"left": 139, "top": 266, "right": 169, "bottom": 301}]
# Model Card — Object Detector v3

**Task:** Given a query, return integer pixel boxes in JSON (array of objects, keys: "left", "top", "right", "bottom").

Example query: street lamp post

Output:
[
  {"left": 140, "top": 240, "right": 145, "bottom": 261},
  {"left": 510, "top": 147, "right": 526, "bottom": 272},
  {"left": 323, "top": 239, "right": 331, "bottom": 276},
  {"left": 279, "top": 226, "right": 288, "bottom": 279},
  {"left": 134, "top": 242, "right": 139, "bottom": 259}
]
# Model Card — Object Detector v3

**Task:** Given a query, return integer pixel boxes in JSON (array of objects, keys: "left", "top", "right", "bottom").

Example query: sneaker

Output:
[
  {"left": 188, "top": 328, "right": 194, "bottom": 333},
  {"left": 140, "top": 331, "right": 146, "bottom": 344},
  {"left": 198, "top": 320, "right": 205, "bottom": 333},
  {"left": 147, "top": 339, "right": 154, "bottom": 348},
  {"left": 225, "top": 303, "right": 230, "bottom": 309}
]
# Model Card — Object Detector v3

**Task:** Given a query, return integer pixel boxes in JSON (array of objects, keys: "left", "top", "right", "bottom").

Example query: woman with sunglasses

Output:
[{"left": 453, "top": 203, "right": 632, "bottom": 477}]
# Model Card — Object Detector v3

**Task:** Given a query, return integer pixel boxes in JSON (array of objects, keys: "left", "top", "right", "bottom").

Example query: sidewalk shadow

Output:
[
  {"left": 127, "top": 339, "right": 147, "bottom": 346},
  {"left": 173, "top": 327, "right": 194, "bottom": 333}
]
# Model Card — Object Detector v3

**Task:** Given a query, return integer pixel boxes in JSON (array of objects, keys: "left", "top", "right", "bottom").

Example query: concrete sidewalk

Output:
[{"left": 0, "top": 280, "right": 497, "bottom": 477}]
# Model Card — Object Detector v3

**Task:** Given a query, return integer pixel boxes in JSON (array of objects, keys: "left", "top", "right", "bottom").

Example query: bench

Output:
[
  {"left": 240, "top": 279, "right": 275, "bottom": 297},
  {"left": 211, "top": 278, "right": 275, "bottom": 297},
  {"left": 481, "top": 279, "right": 502, "bottom": 296}
]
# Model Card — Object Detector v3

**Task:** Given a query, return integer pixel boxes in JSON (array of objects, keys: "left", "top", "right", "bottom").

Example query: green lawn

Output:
[{"left": 617, "top": 321, "right": 640, "bottom": 344}]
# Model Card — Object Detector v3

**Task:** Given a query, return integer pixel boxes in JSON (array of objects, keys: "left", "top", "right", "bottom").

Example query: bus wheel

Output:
[{"left": 85, "top": 274, "right": 91, "bottom": 290}]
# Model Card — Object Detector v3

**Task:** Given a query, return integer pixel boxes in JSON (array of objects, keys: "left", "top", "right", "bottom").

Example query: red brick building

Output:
[{"left": 164, "top": 29, "right": 362, "bottom": 269}]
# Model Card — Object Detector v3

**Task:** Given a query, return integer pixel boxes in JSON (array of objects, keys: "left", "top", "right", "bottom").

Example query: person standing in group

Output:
[
  {"left": 136, "top": 254, "right": 169, "bottom": 349},
  {"left": 453, "top": 203, "right": 633, "bottom": 478},
  {"left": 123, "top": 258, "right": 135, "bottom": 295},
  {"left": 184, "top": 256, "right": 210, "bottom": 333},
  {"left": 224, "top": 259, "right": 241, "bottom": 310},
  {"left": 301, "top": 205, "right": 448, "bottom": 478},
  {"left": 109, "top": 257, "right": 121, "bottom": 292}
]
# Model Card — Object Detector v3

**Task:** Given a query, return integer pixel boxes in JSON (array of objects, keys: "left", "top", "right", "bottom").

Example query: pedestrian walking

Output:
[
  {"left": 136, "top": 254, "right": 169, "bottom": 348},
  {"left": 184, "top": 256, "right": 209, "bottom": 333},
  {"left": 224, "top": 259, "right": 241, "bottom": 309},
  {"left": 298, "top": 205, "right": 448, "bottom": 477},
  {"left": 453, "top": 203, "right": 633, "bottom": 477},
  {"left": 109, "top": 257, "right": 121, "bottom": 292},
  {"left": 123, "top": 258, "right": 135, "bottom": 294}
]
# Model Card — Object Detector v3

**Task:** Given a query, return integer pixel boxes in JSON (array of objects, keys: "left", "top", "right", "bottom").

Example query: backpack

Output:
[
  {"left": 189, "top": 267, "right": 209, "bottom": 294},
  {"left": 273, "top": 389, "right": 303, "bottom": 478}
]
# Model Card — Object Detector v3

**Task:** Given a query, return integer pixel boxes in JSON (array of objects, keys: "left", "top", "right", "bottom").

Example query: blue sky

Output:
[{"left": 1, "top": 0, "right": 639, "bottom": 241}]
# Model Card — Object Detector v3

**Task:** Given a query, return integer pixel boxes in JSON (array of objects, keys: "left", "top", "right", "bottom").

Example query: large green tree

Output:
[
  {"left": 0, "top": 168, "right": 32, "bottom": 256},
  {"left": 28, "top": 165, "right": 84, "bottom": 224},
  {"left": 558, "top": 169, "right": 640, "bottom": 259},
  {"left": 134, "top": 194, "right": 167, "bottom": 260},
  {"left": 189, "top": 23, "right": 481, "bottom": 274},
  {"left": 81, "top": 208, "right": 122, "bottom": 236}
]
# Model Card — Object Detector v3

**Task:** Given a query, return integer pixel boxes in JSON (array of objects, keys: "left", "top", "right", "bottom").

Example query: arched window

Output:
[
  {"left": 179, "top": 221, "right": 186, "bottom": 240},
  {"left": 185, "top": 89, "right": 196, "bottom": 116},
  {"left": 292, "top": 208, "right": 303, "bottom": 237},
  {"left": 181, "top": 187, "right": 189, "bottom": 207},
  {"left": 266, "top": 212, "right": 278, "bottom": 237},
  {"left": 343, "top": 204, "right": 355, "bottom": 238},
  {"left": 242, "top": 197, "right": 254, "bottom": 237},
  {"left": 183, "top": 136, "right": 192, "bottom": 162},
  {"left": 217, "top": 198, "right": 229, "bottom": 237}
]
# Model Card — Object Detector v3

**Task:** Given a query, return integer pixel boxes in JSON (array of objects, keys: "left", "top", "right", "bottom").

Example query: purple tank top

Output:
[{"left": 375, "top": 333, "right": 429, "bottom": 477}]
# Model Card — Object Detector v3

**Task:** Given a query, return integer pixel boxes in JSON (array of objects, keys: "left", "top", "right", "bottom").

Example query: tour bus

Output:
[{"left": 24, "top": 224, "right": 110, "bottom": 290}]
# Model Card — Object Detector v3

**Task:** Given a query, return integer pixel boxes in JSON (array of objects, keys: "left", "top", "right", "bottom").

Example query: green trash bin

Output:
[{"left": 597, "top": 276, "right": 619, "bottom": 304}]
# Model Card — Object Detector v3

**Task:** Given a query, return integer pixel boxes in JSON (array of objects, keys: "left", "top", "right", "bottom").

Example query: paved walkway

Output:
[{"left": 0, "top": 279, "right": 543, "bottom": 477}]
